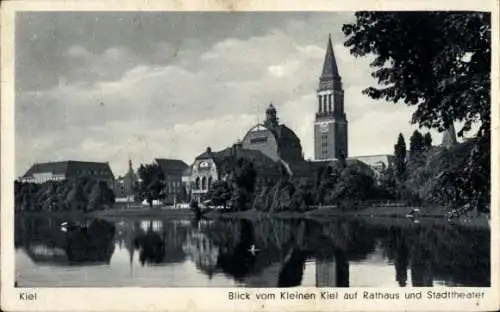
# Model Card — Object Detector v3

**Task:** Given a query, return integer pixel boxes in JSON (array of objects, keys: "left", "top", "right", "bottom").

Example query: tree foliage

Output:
[
  {"left": 228, "top": 158, "right": 257, "bottom": 211},
  {"left": 423, "top": 132, "right": 433, "bottom": 150},
  {"left": 206, "top": 180, "right": 232, "bottom": 208},
  {"left": 409, "top": 130, "right": 425, "bottom": 161},
  {"left": 394, "top": 133, "right": 407, "bottom": 181},
  {"left": 15, "top": 178, "right": 115, "bottom": 212},
  {"left": 343, "top": 12, "right": 490, "bottom": 210},
  {"left": 137, "top": 163, "right": 166, "bottom": 203}
]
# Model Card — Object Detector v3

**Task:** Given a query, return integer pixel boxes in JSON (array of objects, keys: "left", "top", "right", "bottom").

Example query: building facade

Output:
[
  {"left": 155, "top": 158, "right": 189, "bottom": 204},
  {"left": 314, "top": 35, "right": 348, "bottom": 161},
  {"left": 21, "top": 161, "right": 115, "bottom": 186},
  {"left": 186, "top": 145, "right": 283, "bottom": 203}
]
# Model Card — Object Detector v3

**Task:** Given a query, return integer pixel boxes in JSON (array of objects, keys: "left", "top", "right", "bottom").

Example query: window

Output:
[
  {"left": 250, "top": 137, "right": 268, "bottom": 144},
  {"left": 201, "top": 176, "right": 207, "bottom": 190}
]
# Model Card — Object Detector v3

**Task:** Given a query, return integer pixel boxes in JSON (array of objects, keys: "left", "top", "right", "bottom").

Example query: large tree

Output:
[
  {"left": 394, "top": 133, "right": 407, "bottom": 180},
  {"left": 137, "top": 163, "right": 166, "bottom": 205},
  {"left": 423, "top": 132, "right": 433, "bottom": 150},
  {"left": 206, "top": 180, "right": 232, "bottom": 209},
  {"left": 409, "top": 130, "right": 425, "bottom": 160},
  {"left": 343, "top": 12, "right": 490, "bottom": 210}
]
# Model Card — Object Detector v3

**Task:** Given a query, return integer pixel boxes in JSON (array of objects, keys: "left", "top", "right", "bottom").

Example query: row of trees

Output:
[
  {"left": 206, "top": 158, "right": 393, "bottom": 212},
  {"left": 390, "top": 130, "right": 489, "bottom": 212},
  {"left": 15, "top": 178, "right": 115, "bottom": 212},
  {"left": 342, "top": 12, "right": 491, "bottom": 213}
]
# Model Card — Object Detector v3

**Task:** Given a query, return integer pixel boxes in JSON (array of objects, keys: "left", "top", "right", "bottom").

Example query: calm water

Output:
[{"left": 15, "top": 215, "right": 490, "bottom": 287}]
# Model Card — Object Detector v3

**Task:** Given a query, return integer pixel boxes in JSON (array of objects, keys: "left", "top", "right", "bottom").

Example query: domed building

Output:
[
  {"left": 184, "top": 104, "right": 307, "bottom": 203},
  {"left": 242, "top": 103, "right": 303, "bottom": 165}
]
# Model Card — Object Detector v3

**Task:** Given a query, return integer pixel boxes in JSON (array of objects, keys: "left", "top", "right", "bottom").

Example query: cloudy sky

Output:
[{"left": 15, "top": 11, "right": 444, "bottom": 177}]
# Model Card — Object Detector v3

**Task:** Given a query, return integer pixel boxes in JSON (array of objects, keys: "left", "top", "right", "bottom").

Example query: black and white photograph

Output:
[{"left": 1, "top": 2, "right": 498, "bottom": 311}]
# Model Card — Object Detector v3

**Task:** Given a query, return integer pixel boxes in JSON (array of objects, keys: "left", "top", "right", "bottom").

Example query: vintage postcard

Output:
[{"left": 1, "top": 0, "right": 499, "bottom": 311}]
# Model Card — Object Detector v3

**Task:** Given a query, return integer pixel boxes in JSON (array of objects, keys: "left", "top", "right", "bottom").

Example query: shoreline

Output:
[{"left": 15, "top": 205, "right": 490, "bottom": 229}]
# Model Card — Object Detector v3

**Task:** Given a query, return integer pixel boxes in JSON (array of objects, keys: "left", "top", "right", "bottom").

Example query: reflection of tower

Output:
[
  {"left": 315, "top": 249, "right": 349, "bottom": 287},
  {"left": 315, "top": 259, "right": 336, "bottom": 287},
  {"left": 394, "top": 239, "right": 409, "bottom": 287},
  {"left": 410, "top": 244, "right": 433, "bottom": 287},
  {"left": 314, "top": 34, "right": 348, "bottom": 160},
  {"left": 123, "top": 221, "right": 136, "bottom": 276}
]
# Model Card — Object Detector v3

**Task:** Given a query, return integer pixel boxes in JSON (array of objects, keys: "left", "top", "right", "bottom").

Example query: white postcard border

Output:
[{"left": 1, "top": 1, "right": 499, "bottom": 311}]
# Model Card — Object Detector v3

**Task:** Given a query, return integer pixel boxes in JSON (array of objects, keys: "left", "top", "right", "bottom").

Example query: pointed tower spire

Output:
[
  {"left": 320, "top": 34, "right": 340, "bottom": 81},
  {"left": 314, "top": 34, "right": 348, "bottom": 161}
]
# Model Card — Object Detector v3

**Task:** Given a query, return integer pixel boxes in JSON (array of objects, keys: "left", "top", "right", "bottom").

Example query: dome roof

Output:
[{"left": 277, "top": 125, "right": 300, "bottom": 144}]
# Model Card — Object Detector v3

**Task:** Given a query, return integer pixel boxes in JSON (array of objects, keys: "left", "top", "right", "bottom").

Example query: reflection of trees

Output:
[
  {"left": 16, "top": 216, "right": 116, "bottom": 265},
  {"left": 216, "top": 220, "right": 257, "bottom": 280},
  {"left": 135, "top": 231, "right": 165, "bottom": 265},
  {"left": 278, "top": 250, "right": 308, "bottom": 287},
  {"left": 132, "top": 220, "right": 189, "bottom": 266},
  {"left": 379, "top": 223, "right": 490, "bottom": 287},
  {"left": 66, "top": 219, "right": 116, "bottom": 263}
]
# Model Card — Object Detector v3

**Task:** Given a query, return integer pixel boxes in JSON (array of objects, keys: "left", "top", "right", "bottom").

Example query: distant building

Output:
[
  {"left": 114, "top": 159, "right": 138, "bottom": 200},
  {"left": 21, "top": 161, "right": 114, "bottom": 186},
  {"left": 350, "top": 154, "right": 395, "bottom": 180},
  {"left": 154, "top": 158, "right": 189, "bottom": 204}
]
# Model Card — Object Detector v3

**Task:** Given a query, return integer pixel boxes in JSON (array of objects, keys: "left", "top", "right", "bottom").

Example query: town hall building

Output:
[
  {"left": 182, "top": 34, "right": 459, "bottom": 202},
  {"left": 314, "top": 35, "right": 348, "bottom": 161}
]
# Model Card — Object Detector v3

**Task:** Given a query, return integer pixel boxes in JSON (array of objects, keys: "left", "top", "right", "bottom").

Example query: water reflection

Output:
[
  {"left": 15, "top": 215, "right": 490, "bottom": 287},
  {"left": 16, "top": 217, "right": 115, "bottom": 265}
]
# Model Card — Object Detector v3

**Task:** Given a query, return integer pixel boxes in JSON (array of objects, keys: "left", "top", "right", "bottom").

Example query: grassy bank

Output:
[
  {"left": 17, "top": 204, "right": 489, "bottom": 229},
  {"left": 90, "top": 207, "right": 194, "bottom": 220}
]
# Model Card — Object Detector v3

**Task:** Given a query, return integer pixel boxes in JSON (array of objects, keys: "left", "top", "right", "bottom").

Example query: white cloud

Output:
[{"left": 16, "top": 15, "right": 436, "bottom": 177}]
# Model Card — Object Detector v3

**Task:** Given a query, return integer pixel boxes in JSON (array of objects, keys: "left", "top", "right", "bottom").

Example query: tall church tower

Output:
[{"left": 314, "top": 35, "right": 348, "bottom": 160}]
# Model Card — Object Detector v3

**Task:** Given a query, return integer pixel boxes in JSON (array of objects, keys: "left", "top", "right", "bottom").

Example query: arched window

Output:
[
  {"left": 329, "top": 94, "right": 333, "bottom": 112},
  {"left": 201, "top": 176, "right": 207, "bottom": 190},
  {"left": 323, "top": 96, "right": 327, "bottom": 113},
  {"left": 195, "top": 177, "right": 200, "bottom": 190},
  {"left": 208, "top": 177, "right": 212, "bottom": 190},
  {"left": 318, "top": 95, "right": 322, "bottom": 113}
]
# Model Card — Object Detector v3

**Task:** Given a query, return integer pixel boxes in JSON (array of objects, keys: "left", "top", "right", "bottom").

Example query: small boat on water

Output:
[
  {"left": 405, "top": 208, "right": 421, "bottom": 219},
  {"left": 60, "top": 221, "right": 82, "bottom": 233}
]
